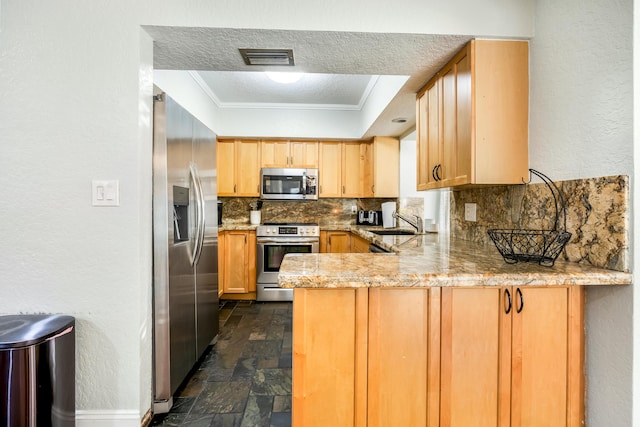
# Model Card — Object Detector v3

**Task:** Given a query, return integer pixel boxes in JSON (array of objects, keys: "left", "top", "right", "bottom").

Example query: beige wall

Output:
[{"left": 529, "top": 0, "right": 634, "bottom": 425}]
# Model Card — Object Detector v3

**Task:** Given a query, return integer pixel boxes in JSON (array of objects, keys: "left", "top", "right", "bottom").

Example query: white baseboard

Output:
[{"left": 76, "top": 410, "right": 140, "bottom": 427}]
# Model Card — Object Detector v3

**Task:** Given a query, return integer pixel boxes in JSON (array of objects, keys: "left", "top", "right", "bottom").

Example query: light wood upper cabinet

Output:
[
  {"left": 261, "top": 140, "right": 318, "bottom": 168},
  {"left": 290, "top": 140, "right": 319, "bottom": 168},
  {"left": 438, "top": 286, "right": 585, "bottom": 427},
  {"left": 415, "top": 79, "right": 442, "bottom": 190},
  {"left": 217, "top": 139, "right": 237, "bottom": 195},
  {"left": 416, "top": 39, "right": 529, "bottom": 190},
  {"left": 371, "top": 136, "right": 399, "bottom": 197},
  {"left": 219, "top": 230, "right": 256, "bottom": 294},
  {"left": 217, "top": 139, "right": 261, "bottom": 196},
  {"left": 319, "top": 139, "right": 397, "bottom": 198},
  {"left": 216, "top": 137, "right": 399, "bottom": 199},
  {"left": 261, "top": 140, "right": 290, "bottom": 168},
  {"left": 318, "top": 141, "right": 342, "bottom": 197},
  {"left": 342, "top": 141, "right": 373, "bottom": 198}
]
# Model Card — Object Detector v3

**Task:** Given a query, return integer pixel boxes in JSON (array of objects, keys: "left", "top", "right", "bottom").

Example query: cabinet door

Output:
[
  {"left": 510, "top": 286, "right": 584, "bottom": 427},
  {"left": 416, "top": 91, "right": 430, "bottom": 190},
  {"left": 290, "top": 140, "right": 318, "bottom": 168},
  {"left": 441, "top": 64, "right": 457, "bottom": 186},
  {"left": 454, "top": 49, "right": 472, "bottom": 185},
  {"left": 236, "top": 140, "right": 261, "bottom": 196},
  {"left": 326, "top": 231, "right": 351, "bottom": 253},
  {"left": 439, "top": 287, "right": 508, "bottom": 427},
  {"left": 473, "top": 40, "right": 529, "bottom": 185},
  {"left": 342, "top": 142, "right": 373, "bottom": 198},
  {"left": 427, "top": 81, "right": 442, "bottom": 187},
  {"left": 261, "top": 140, "right": 290, "bottom": 168},
  {"left": 222, "top": 231, "right": 250, "bottom": 293},
  {"left": 246, "top": 231, "right": 257, "bottom": 293},
  {"left": 217, "top": 231, "right": 226, "bottom": 297},
  {"left": 350, "top": 233, "right": 370, "bottom": 253},
  {"left": 361, "top": 143, "right": 374, "bottom": 197},
  {"left": 292, "top": 288, "right": 368, "bottom": 427},
  {"left": 368, "top": 289, "right": 430, "bottom": 427},
  {"left": 372, "top": 137, "right": 399, "bottom": 197},
  {"left": 217, "top": 139, "right": 237, "bottom": 196},
  {"left": 415, "top": 40, "right": 529, "bottom": 189},
  {"left": 318, "top": 141, "right": 342, "bottom": 197},
  {"left": 417, "top": 80, "right": 441, "bottom": 190}
]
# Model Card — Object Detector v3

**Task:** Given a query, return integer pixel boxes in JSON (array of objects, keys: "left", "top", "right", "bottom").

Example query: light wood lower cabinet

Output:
[
  {"left": 319, "top": 231, "right": 351, "bottom": 253},
  {"left": 320, "top": 231, "right": 370, "bottom": 253},
  {"left": 218, "top": 230, "right": 256, "bottom": 297},
  {"left": 293, "top": 288, "right": 368, "bottom": 427},
  {"left": 368, "top": 289, "right": 431, "bottom": 427},
  {"left": 292, "top": 286, "right": 584, "bottom": 427},
  {"left": 350, "top": 233, "right": 370, "bottom": 253},
  {"left": 438, "top": 286, "right": 584, "bottom": 427}
]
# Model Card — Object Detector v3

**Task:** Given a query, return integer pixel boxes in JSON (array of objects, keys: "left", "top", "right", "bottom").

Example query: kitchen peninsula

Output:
[{"left": 279, "top": 231, "right": 631, "bottom": 427}]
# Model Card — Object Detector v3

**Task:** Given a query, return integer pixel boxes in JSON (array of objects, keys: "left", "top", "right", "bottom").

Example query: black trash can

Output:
[{"left": 0, "top": 315, "right": 75, "bottom": 427}]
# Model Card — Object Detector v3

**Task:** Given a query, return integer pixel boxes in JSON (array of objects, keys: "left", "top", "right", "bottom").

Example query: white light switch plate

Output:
[
  {"left": 92, "top": 180, "right": 120, "bottom": 206},
  {"left": 464, "top": 203, "right": 477, "bottom": 222}
]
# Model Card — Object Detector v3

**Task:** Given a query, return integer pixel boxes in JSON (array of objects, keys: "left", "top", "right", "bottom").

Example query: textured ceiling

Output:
[{"left": 144, "top": 26, "right": 473, "bottom": 137}]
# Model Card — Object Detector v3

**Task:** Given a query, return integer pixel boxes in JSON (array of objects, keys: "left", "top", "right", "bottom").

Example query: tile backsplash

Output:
[
  {"left": 220, "top": 197, "right": 396, "bottom": 226},
  {"left": 450, "top": 175, "right": 630, "bottom": 272}
]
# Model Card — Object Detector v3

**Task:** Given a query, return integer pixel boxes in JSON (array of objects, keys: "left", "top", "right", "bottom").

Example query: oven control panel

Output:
[{"left": 256, "top": 224, "right": 319, "bottom": 237}]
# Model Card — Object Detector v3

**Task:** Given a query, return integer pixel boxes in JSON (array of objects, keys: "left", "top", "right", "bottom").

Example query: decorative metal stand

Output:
[{"left": 487, "top": 169, "right": 571, "bottom": 267}]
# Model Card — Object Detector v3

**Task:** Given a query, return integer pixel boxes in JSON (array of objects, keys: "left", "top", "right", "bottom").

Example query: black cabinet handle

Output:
[
  {"left": 504, "top": 288, "right": 512, "bottom": 314},
  {"left": 435, "top": 164, "right": 442, "bottom": 181},
  {"left": 516, "top": 288, "right": 524, "bottom": 313},
  {"left": 432, "top": 165, "right": 438, "bottom": 181}
]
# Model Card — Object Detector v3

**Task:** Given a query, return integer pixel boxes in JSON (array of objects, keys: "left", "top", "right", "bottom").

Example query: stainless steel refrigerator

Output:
[{"left": 152, "top": 92, "right": 219, "bottom": 413}]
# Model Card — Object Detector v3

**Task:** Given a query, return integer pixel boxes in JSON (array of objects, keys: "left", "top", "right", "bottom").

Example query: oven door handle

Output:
[{"left": 257, "top": 238, "right": 319, "bottom": 244}]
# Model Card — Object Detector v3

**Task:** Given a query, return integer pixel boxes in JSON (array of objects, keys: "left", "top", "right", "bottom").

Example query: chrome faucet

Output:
[{"left": 392, "top": 211, "right": 423, "bottom": 234}]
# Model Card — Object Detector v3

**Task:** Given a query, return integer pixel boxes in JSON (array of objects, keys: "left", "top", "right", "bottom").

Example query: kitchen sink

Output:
[{"left": 369, "top": 229, "right": 416, "bottom": 235}]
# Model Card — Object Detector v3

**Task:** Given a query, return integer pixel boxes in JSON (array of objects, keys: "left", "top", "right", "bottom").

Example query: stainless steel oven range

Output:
[{"left": 256, "top": 223, "right": 319, "bottom": 301}]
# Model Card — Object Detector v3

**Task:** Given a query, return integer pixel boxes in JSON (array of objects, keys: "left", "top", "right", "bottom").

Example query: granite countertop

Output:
[
  {"left": 278, "top": 228, "right": 632, "bottom": 289},
  {"left": 219, "top": 223, "right": 258, "bottom": 231}
]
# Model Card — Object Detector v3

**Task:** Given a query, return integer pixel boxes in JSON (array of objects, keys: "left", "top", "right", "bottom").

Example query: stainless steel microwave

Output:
[{"left": 260, "top": 168, "right": 318, "bottom": 200}]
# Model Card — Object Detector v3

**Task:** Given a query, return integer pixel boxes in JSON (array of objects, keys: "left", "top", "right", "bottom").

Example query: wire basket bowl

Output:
[{"left": 487, "top": 169, "right": 571, "bottom": 267}]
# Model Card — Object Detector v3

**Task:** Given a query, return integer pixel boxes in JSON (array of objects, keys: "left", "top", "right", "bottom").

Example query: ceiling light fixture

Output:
[{"left": 266, "top": 72, "right": 303, "bottom": 84}]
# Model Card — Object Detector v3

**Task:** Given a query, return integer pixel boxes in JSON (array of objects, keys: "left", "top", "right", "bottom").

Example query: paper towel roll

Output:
[{"left": 381, "top": 202, "right": 396, "bottom": 228}]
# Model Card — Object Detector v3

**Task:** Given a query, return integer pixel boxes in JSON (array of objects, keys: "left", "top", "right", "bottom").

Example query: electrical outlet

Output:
[
  {"left": 351, "top": 205, "right": 357, "bottom": 214},
  {"left": 464, "top": 203, "right": 477, "bottom": 222}
]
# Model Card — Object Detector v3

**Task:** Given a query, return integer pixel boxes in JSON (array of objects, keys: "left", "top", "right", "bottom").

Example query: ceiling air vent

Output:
[{"left": 239, "top": 49, "right": 295, "bottom": 66}]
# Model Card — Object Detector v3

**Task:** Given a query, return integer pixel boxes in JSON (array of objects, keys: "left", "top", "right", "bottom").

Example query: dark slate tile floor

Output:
[{"left": 151, "top": 301, "right": 293, "bottom": 427}]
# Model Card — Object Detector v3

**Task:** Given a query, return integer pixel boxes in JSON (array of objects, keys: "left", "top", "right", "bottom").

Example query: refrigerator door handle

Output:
[
  {"left": 189, "top": 163, "right": 203, "bottom": 267},
  {"left": 195, "top": 187, "right": 206, "bottom": 266}
]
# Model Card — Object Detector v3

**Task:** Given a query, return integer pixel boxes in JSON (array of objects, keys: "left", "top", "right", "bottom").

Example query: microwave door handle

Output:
[{"left": 302, "top": 171, "right": 307, "bottom": 196}]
